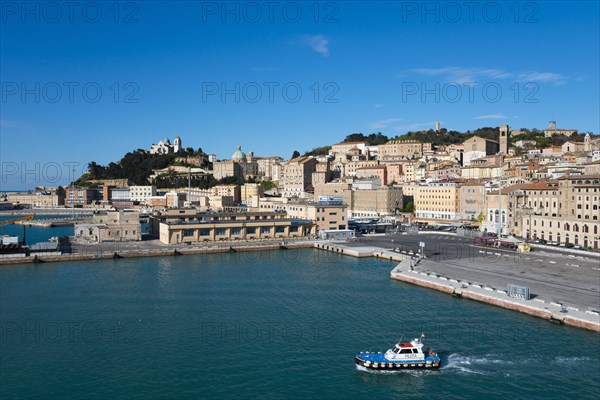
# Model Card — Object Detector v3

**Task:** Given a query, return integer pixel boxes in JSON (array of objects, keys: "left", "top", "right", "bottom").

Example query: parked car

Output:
[
  {"left": 565, "top": 243, "right": 574, "bottom": 248},
  {"left": 539, "top": 239, "right": 548, "bottom": 244},
  {"left": 574, "top": 245, "right": 582, "bottom": 249},
  {"left": 559, "top": 243, "right": 566, "bottom": 247}
]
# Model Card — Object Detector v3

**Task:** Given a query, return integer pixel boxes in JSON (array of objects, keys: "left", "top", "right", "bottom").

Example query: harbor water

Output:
[
  {"left": 1, "top": 249, "right": 599, "bottom": 399},
  {"left": 0, "top": 215, "right": 74, "bottom": 244}
]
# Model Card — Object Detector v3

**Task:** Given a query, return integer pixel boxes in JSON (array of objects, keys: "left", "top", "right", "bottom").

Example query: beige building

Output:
[
  {"left": 355, "top": 166, "right": 387, "bottom": 184},
  {"left": 544, "top": 121, "right": 577, "bottom": 138},
  {"left": 462, "top": 136, "right": 500, "bottom": 166},
  {"left": 481, "top": 191, "right": 510, "bottom": 234},
  {"left": 152, "top": 210, "right": 315, "bottom": 244},
  {"left": 461, "top": 163, "right": 501, "bottom": 180},
  {"left": 345, "top": 160, "right": 380, "bottom": 176},
  {"left": 74, "top": 210, "right": 141, "bottom": 243},
  {"left": 459, "top": 183, "right": 486, "bottom": 222},
  {"left": 129, "top": 186, "right": 157, "bottom": 203},
  {"left": 282, "top": 156, "right": 318, "bottom": 198},
  {"left": 379, "top": 140, "right": 431, "bottom": 159},
  {"left": 241, "top": 183, "right": 264, "bottom": 201},
  {"left": 562, "top": 141, "right": 586, "bottom": 154},
  {"left": 253, "top": 197, "right": 347, "bottom": 232},
  {"left": 311, "top": 161, "right": 332, "bottom": 188},
  {"left": 313, "top": 182, "right": 352, "bottom": 198},
  {"left": 331, "top": 141, "right": 368, "bottom": 155},
  {"left": 385, "top": 164, "right": 403, "bottom": 184},
  {"left": 346, "top": 187, "right": 403, "bottom": 218},
  {"left": 7, "top": 192, "right": 64, "bottom": 208},
  {"left": 414, "top": 182, "right": 461, "bottom": 222},
  {"left": 508, "top": 176, "right": 600, "bottom": 249}
]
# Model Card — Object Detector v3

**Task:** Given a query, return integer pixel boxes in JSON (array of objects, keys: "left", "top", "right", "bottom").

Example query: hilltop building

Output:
[
  {"left": 544, "top": 121, "right": 577, "bottom": 138},
  {"left": 150, "top": 136, "right": 182, "bottom": 154}
]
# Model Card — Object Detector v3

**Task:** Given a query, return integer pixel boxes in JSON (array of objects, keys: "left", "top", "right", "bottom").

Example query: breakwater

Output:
[{"left": 0, "top": 240, "right": 315, "bottom": 265}]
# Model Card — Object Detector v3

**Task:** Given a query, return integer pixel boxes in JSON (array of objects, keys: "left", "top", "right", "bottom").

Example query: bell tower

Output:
[{"left": 499, "top": 125, "right": 509, "bottom": 154}]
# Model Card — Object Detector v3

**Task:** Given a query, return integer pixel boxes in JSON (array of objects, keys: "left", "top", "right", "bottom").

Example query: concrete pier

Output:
[{"left": 390, "top": 259, "right": 600, "bottom": 333}]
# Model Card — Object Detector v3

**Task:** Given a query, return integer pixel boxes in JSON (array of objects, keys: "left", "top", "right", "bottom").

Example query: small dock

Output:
[{"left": 14, "top": 218, "right": 91, "bottom": 227}]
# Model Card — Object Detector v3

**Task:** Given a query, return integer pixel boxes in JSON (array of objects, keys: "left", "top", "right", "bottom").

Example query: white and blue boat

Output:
[{"left": 355, "top": 334, "right": 441, "bottom": 370}]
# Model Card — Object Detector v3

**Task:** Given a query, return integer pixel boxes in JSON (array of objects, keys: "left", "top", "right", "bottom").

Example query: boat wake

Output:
[
  {"left": 552, "top": 356, "right": 593, "bottom": 365},
  {"left": 440, "top": 354, "right": 514, "bottom": 375}
]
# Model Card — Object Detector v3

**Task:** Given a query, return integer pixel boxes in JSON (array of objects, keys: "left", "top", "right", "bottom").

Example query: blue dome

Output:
[{"left": 231, "top": 145, "right": 247, "bottom": 161}]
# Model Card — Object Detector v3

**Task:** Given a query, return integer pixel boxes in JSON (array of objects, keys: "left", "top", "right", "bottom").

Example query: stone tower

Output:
[
  {"left": 499, "top": 124, "right": 509, "bottom": 155},
  {"left": 174, "top": 136, "right": 182, "bottom": 153},
  {"left": 584, "top": 133, "right": 591, "bottom": 152}
]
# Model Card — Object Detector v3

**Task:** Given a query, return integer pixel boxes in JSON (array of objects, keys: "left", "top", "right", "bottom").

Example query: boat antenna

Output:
[{"left": 420, "top": 332, "right": 426, "bottom": 341}]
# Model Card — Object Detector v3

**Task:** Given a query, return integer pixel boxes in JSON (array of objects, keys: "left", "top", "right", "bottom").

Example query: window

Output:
[
  {"left": 261, "top": 227, "right": 271, "bottom": 234},
  {"left": 216, "top": 228, "right": 226, "bottom": 236},
  {"left": 276, "top": 226, "right": 285, "bottom": 233},
  {"left": 182, "top": 229, "right": 194, "bottom": 237},
  {"left": 290, "top": 226, "right": 298, "bottom": 232},
  {"left": 246, "top": 227, "right": 256, "bottom": 234},
  {"left": 200, "top": 229, "right": 210, "bottom": 236},
  {"left": 400, "top": 349, "right": 412, "bottom": 354},
  {"left": 231, "top": 228, "right": 241, "bottom": 235}
]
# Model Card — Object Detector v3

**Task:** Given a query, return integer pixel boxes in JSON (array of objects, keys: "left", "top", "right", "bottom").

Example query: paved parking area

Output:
[{"left": 340, "top": 232, "right": 600, "bottom": 310}]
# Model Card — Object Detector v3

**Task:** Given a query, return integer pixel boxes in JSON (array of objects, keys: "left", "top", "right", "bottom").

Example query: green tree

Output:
[
  {"left": 404, "top": 201, "right": 415, "bottom": 213},
  {"left": 291, "top": 150, "right": 300, "bottom": 159},
  {"left": 260, "top": 180, "right": 276, "bottom": 191},
  {"left": 55, "top": 186, "right": 66, "bottom": 196}
]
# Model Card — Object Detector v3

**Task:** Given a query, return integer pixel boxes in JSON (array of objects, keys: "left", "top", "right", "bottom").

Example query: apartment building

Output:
[
  {"left": 379, "top": 140, "right": 430, "bottom": 159},
  {"left": 254, "top": 197, "right": 347, "bottom": 232},
  {"left": 459, "top": 182, "right": 486, "bottom": 222},
  {"left": 414, "top": 182, "right": 461, "bottom": 222},
  {"left": 508, "top": 175, "right": 600, "bottom": 249},
  {"left": 281, "top": 156, "right": 318, "bottom": 198}
]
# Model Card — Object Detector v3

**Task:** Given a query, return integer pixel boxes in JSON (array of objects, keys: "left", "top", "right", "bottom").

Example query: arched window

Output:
[
  {"left": 595, "top": 225, "right": 598, "bottom": 235},
  {"left": 564, "top": 223, "right": 570, "bottom": 231},
  {"left": 583, "top": 225, "right": 589, "bottom": 233},
  {"left": 574, "top": 224, "right": 579, "bottom": 232}
]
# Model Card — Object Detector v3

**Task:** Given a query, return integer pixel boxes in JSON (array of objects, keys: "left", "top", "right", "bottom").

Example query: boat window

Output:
[
  {"left": 393, "top": 348, "right": 400, "bottom": 354},
  {"left": 400, "top": 349, "right": 412, "bottom": 354},
  {"left": 412, "top": 349, "right": 419, "bottom": 353}
]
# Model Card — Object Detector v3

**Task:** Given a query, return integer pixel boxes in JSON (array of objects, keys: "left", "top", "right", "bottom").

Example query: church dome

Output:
[{"left": 231, "top": 145, "right": 247, "bottom": 161}]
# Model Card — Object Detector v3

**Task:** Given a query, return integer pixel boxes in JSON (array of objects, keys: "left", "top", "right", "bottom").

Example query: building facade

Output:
[{"left": 152, "top": 210, "right": 315, "bottom": 244}]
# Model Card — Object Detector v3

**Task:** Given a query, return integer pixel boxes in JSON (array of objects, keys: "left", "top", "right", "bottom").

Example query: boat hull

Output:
[{"left": 354, "top": 355, "right": 440, "bottom": 370}]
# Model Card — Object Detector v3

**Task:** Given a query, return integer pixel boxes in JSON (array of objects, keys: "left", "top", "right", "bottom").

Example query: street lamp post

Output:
[{"left": 497, "top": 153, "right": 503, "bottom": 237}]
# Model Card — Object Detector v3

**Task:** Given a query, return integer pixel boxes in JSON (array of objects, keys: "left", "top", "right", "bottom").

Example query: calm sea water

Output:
[
  {"left": 1, "top": 249, "right": 599, "bottom": 399},
  {"left": 0, "top": 215, "right": 74, "bottom": 244}
]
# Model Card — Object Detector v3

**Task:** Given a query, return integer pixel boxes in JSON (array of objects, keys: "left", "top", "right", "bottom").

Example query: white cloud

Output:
[
  {"left": 369, "top": 118, "right": 402, "bottom": 130},
  {"left": 410, "top": 66, "right": 569, "bottom": 86},
  {"left": 472, "top": 114, "right": 507, "bottom": 120},
  {"left": 302, "top": 35, "right": 330, "bottom": 57},
  {"left": 518, "top": 71, "right": 567, "bottom": 85}
]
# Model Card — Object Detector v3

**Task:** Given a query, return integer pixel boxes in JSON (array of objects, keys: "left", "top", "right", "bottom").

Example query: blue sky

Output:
[{"left": 1, "top": 0, "right": 599, "bottom": 190}]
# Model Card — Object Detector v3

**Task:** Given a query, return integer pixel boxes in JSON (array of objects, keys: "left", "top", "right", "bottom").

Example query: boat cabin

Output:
[{"left": 384, "top": 338, "right": 426, "bottom": 360}]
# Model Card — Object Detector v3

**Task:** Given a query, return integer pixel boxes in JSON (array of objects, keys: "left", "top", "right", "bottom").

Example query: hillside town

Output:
[{"left": 3, "top": 121, "right": 600, "bottom": 251}]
